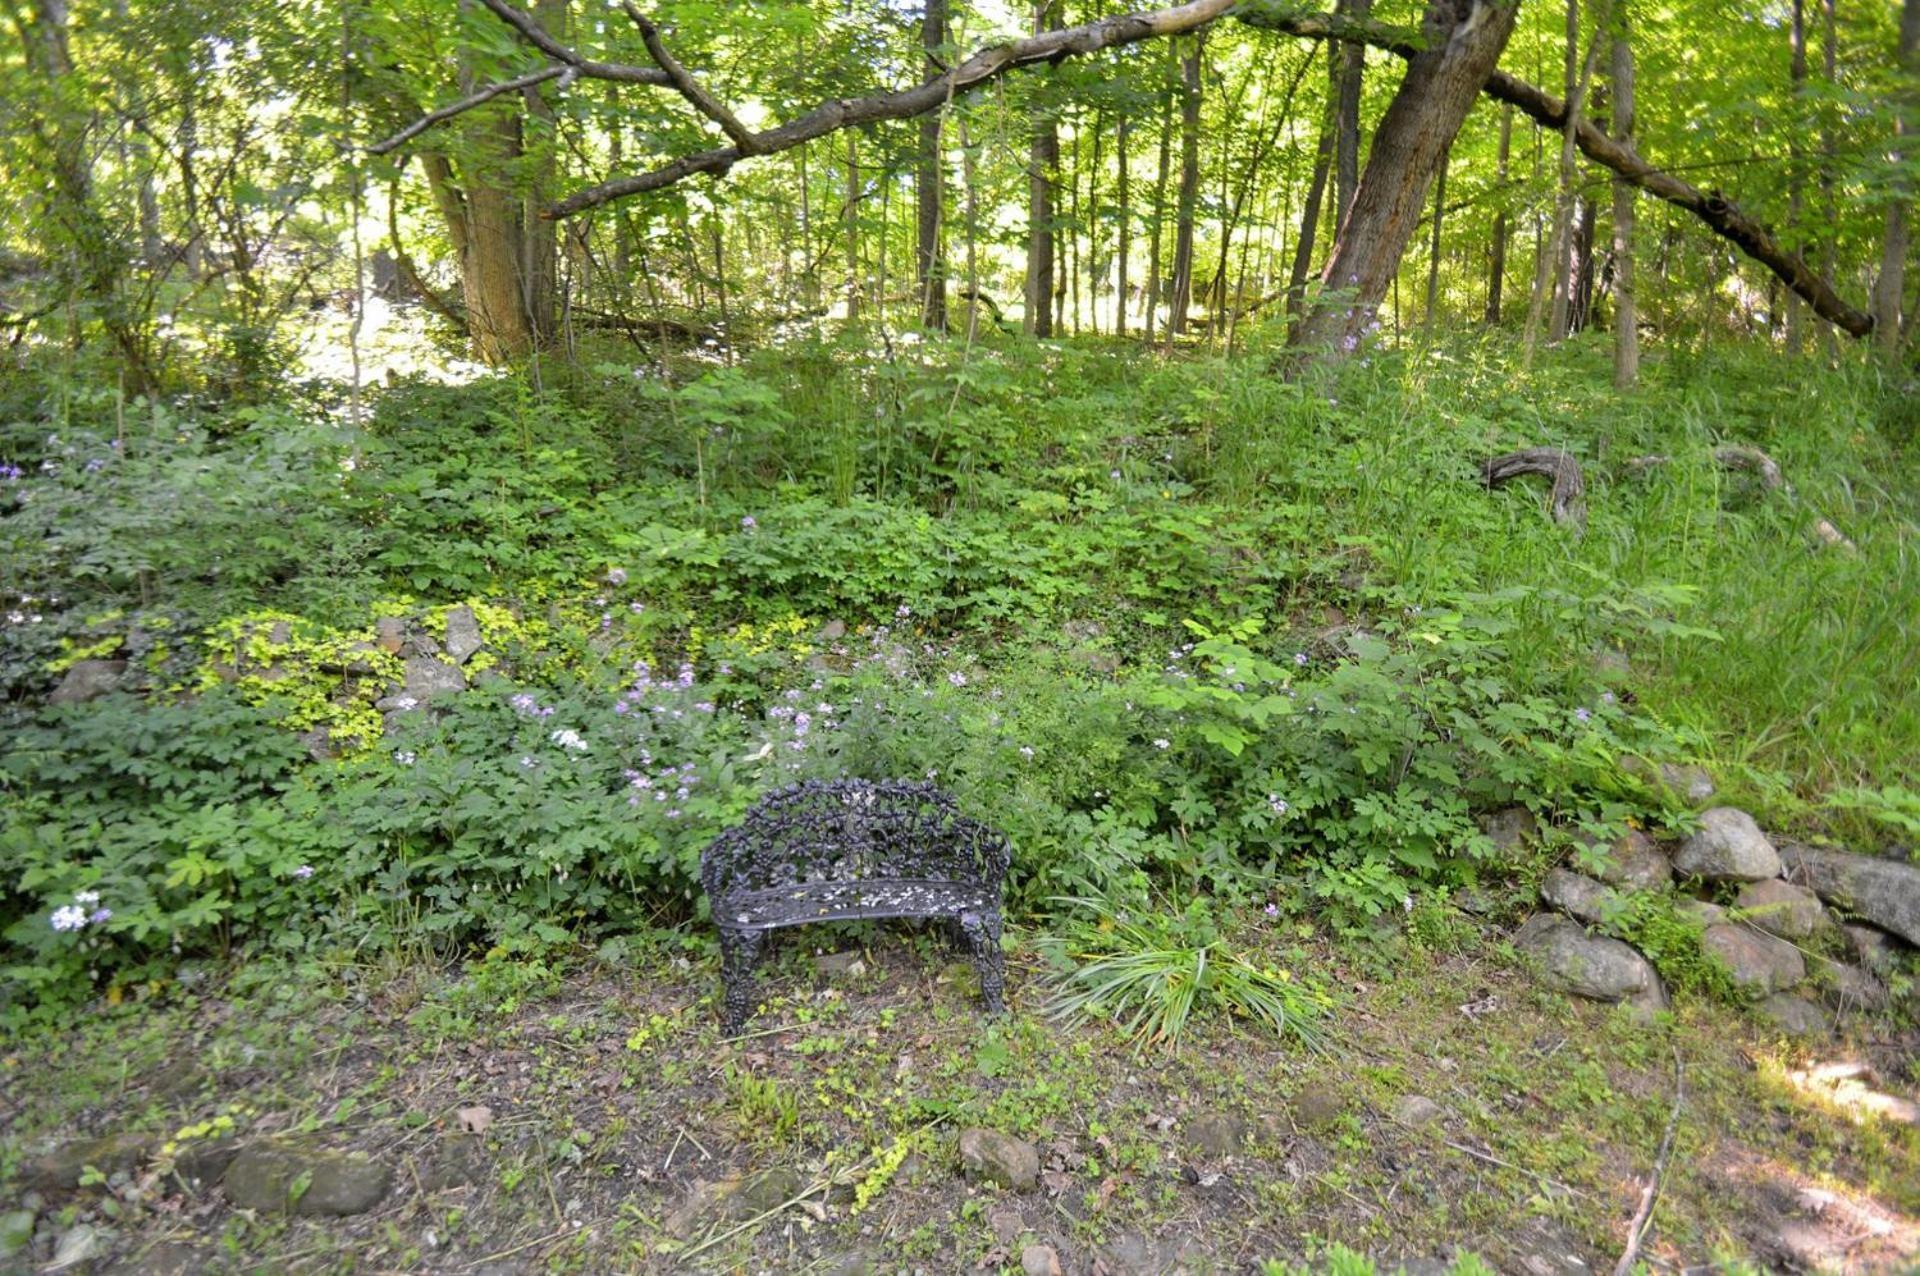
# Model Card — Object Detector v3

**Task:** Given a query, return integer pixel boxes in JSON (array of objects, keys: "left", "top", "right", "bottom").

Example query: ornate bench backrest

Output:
[{"left": 701, "top": 779, "right": 1010, "bottom": 901}]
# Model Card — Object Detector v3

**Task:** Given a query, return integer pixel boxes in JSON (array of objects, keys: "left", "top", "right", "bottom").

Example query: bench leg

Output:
[
  {"left": 960, "top": 910, "right": 1005, "bottom": 1015},
  {"left": 718, "top": 927, "right": 765, "bottom": 1035}
]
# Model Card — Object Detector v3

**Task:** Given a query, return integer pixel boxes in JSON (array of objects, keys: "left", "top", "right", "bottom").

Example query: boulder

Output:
[
  {"left": 1781, "top": 844, "right": 1920, "bottom": 948},
  {"left": 443, "top": 606, "right": 484, "bottom": 664},
  {"left": 1290, "top": 1085, "right": 1345, "bottom": 1131},
  {"left": 1702, "top": 924, "right": 1805, "bottom": 993},
  {"left": 1755, "top": 994, "right": 1829, "bottom": 1038},
  {"left": 1622, "top": 758, "right": 1716, "bottom": 803},
  {"left": 401, "top": 655, "right": 467, "bottom": 702},
  {"left": 221, "top": 1143, "right": 392, "bottom": 1216},
  {"left": 1841, "top": 923, "right": 1902, "bottom": 973},
  {"left": 1811, "top": 958, "right": 1890, "bottom": 1014},
  {"left": 1391, "top": 1095, "right": 1443, "bottom": 1128},
  {"left": 48, "top": 659, "right": 127, "bottom": 705},
  {"left": 1514, "top": 915, "right": 1663, "bottom": 1003},
  {"left": 1673, "top": 809, "right": 1781, "bottom": 882},
  {"left": 1184, "top": 1113, "right": 1248, "bottom": 1158},
  {"left": 1540, "top": 869, "right": 1626, "bottom": 927},
  {"left": 1582, "top": 829, "right": 1673, "bottom": 891},
  {"left": 1734, "top": 879, "right": 1827, "bottom": 941},
  {"left": 1677, "top": 899, "right": 1728, "bottom": 926},
  {"left": 373, "top": 617, "right": 407, "bottom": 655},
  {"left": 1480, "top": 808, "right": 1538, "bottom": 856},
  {"left": 23, "top": 1133, "right": 154, "bottom": 1189},
  {"left": 957, "top": 1128, "right": 1039, "bottom": 1191}
]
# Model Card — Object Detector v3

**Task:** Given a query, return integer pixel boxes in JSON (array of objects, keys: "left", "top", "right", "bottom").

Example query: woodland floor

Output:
[{"left": 3, "top": 924, "right": 1918, "bottom": 1275}]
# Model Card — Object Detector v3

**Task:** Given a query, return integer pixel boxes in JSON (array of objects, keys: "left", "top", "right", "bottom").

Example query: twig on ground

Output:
[
  {"left": 460, "top": 1225, "right": 577, "bottom": 1271},
  {"left": 1611, "top": 1046, "right": 1686, "bottom": 1276},
  {"left": 1443, "top": 1139, "right": 1595, "bottom": 1201}
]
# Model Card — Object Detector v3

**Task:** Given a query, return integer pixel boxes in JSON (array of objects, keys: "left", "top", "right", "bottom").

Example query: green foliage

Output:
[{"left": 1040, "top": 897, "right": 1331, "bottom": 1051}]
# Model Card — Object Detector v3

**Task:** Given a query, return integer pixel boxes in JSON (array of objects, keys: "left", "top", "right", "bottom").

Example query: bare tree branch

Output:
[
  {"left": 547, "top": 0, "right": 1240, "bottom": 218},
  {"left": 369, "top": 65, "right": 574, "bottom": 156},
  {"left": 620, "top": 4, "right": 759, "bottom": 153},
  {"left": 472, "top": 0, "right": 670, "bottom": 86}
]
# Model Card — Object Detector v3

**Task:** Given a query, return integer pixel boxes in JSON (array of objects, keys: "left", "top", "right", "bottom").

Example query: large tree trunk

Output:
[
  {"left": 1290, "top": 0, "right": 1520, "bottom": 359},
  {"left": 1611, "top": 6, "right": 1638, "bottom": 387},
  {"left": 1871, "top": 0, "right": 1919, "bottom": 355},
  {"left": 1167, "top": 35, "right": 1204, "bottom": 338},
  {"left": 1331, "top": 0, "right": 1371, "bottom": 231},
  {"left": 917, "top": 0, "right": 949, "bottom": 329},
  {"left": 1026, "top": 2, "right": 1059, "bottom": 336},
  {"left": 1486, "top": 103, "right": 1511, "bottom": 323}
]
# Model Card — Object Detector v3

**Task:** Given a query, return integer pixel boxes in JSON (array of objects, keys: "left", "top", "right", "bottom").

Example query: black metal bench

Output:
[{"left": 700, "top": 779, "right": 1010, "bottom": 1033}]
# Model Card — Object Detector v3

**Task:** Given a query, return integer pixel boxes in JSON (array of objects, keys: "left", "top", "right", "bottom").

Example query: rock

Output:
[
  {"left": 1391, "top": 1095, "right": 1443, "bottom": 1128},
  {"left": 1624, "top": 977, "right": 1672, "bottom": 1024},
  {"left": 1734, "top": 879, "right": 1828, "bottom": 940},
  {"left": 1480, "top": 807, "right": 1538, "bottom": 856},
  {"left": 0, "top": 1209, "right": 34, "bottom": 1259},
  {"left": 1677, "top": 899, "right": 1727, "bottom": 926},
  {"left": 374, "top": 617, "right": 407, "bottom": 655},
  {"left": 221, "top": 1143, "right": 392, "bottom": 1216},
  {"left": 1021, "top": 1243, "right": 1063, "bottom": 1276},
  {"left": 1583, "top": 829, "right": 1673, "bottom": 891},
  {"left": 819, "top": 619, "right": 847, "bottom": 641},
  {"left": 401, "top": 655, "right": 466, "bottom": 702},
  {"left": 48, "top": 659, "right": 127, "bottom": 705},
  {"left": 1841, "top": 923, "right": 1902, "bottom": 973},
  {"left": 171, "top": 1138, "right": 242, "bottom": 1188},
  {"left": 443, "top": 606, "right": 484, "bottom": 664},
  {"left": 53, "top": 1224, "right": 107, "bottom": 1267},
  {"left": 1621, "top": 758, "right": 1716, "bottom": 803},
  {"left": 1291, "top": 1085, "right": 1345, "bottom": 1131},
  {"left": 24, "top": 1133, "right": 154, "bottom": 1189},
  {"left": 987, "top": 1205, "right": 1027, "bottom": 1244},
  {"left": 1540, "top": 869, "right": 1626, "bottom": 926},
  {"left": 1811, "top": 958, "right": 1889, "bottom": 1013},
  {"left": 418, "top": 1137, "right": 490, "bottom": 1192},
  {"left": 732, "top": 1167, "right": 804, "bottom": 1214},
  {"left": 1102, "top": 1233, "right": 1157, "bottom": 1275},
  {"left": 1782, "top": 844, "right": 1920, "bottom": 947},
  {"left": 100, "top": 1239, "right": 204, "bottom": 1275},
  {"left": 1756, "top": 994, "right": 1830, "bottom": 1038},
  {"left": 1673, "top": 808, "right": 1781, "bottom": 882},
  {"left": 663, "top": 1179, "right": 737, "bottom": 1239},
  {"left": 1702, "top": 924, "right": 1806, "bottom": 993},
  {"left": 813, "top": 950, "right": 867, "bottom": 977},
  {"left": 958, "top": 1128, "right": 1039, "bottom": 1191},
  {"left": 1514, "top": 916, "right": 1661, "bottom": 1003},
  {"left": 1184, "top": 1113, "right": 1248, "bottom": 1158}
]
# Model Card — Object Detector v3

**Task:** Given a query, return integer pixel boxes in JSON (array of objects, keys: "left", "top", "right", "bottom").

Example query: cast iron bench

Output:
[{"left": 701, "top": 779, "right": 1010, "bottom": 1033}]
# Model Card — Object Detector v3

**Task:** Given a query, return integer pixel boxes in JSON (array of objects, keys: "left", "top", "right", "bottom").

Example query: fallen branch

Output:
[
  {"left": 1483, "top": 447, "right": 1588, "bottom": 529},
  {"left": 1622, "top": 447, "right": 1856, "bottom": 551},
  {"left": 1611, "top": 1047, "right": 1685, "bottom": 1276}
]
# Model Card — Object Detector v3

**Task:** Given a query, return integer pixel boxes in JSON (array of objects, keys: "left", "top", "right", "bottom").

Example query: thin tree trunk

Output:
[
  {"left": 1786, "top": 0, "right": 1808, "bottom": 354},
  {"left": 1145, "top": 42, "right": 1175, "bottom": 339},
  {"left": 845, "top": 132, "right": 861, "bottom": 321},
  {"left": 1287, "top": 113, "right": 1335, "bottom": 320},
  {"left": 1487, "top": 103, "right": 1511, "bottom": 323},
  {"left": 1117, "top": 113, "right": 1132, "bottom": 336},
  {"left": 1088, "top": 110, "right": 1104, "bottom": 334},
  {"left": 1026, "top": 1, "right": 1059, "bottom": 337},
  {"left": 962, "top": 117, "right": 981, "bottom": 339},
  {"left": 1168, "top": 35, "right": 1203, "bottom": 339},
  {"left": 1425, "top": 144, "right": 1448, "bottom": 332},
  {"left": 1290, "top": 0, "right": 1522, "bottom": 361},
  {"left": 1070, "top": 118, "right": 1084, "bottom": 334},
  {"left": 1871, "top": 0, "right": 1919, "bottom": 355},
  {"left": 1332, "top": 0, "right": 1371, "bottom": 232},
  {"left": 1569, "top": 194, "right": 1597, "bottom": 330},
  {"left": 1524, "top": 0, "right": 1610, "bottom": 362},
  {"left": 1819, "top": 0, "right": 1838, "bottom": 359},
  {"left": 1547, "top": 0, "right": 1579, "bottom": 341},
  {"left": 1611, "top": 4, "right": 1638, "bottom": 387},
  {"left": 916, "top": 0, "right": 948, "bottom": 329}
]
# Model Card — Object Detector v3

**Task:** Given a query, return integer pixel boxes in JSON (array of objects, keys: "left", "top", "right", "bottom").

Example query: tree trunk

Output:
[
  {"left": 1026, "top": 2, "right": 1059, "bottom": 337},
  {"left": 1168, "top": 35, "right": 1203, "bottom": 339},
  {"left": 1286, "top": 114, "right": 1334, "bottom": 320},
  {"left": 1524, "top": 0, "right": 1609, "bottom": 361},
  {"left": 1425, "top": 143, "right": 1448, "bottom": 331},
  {"left": 1547, "top": 0, "right": 1579, "bottom": 341},
  {"left": 845, "top": 132, "right": 862, "bottom": 321},
  {"left": 1569, "top": 194, "right": 1597, "bottom": 331},
  {"left": 1117, "top": 113, "right": 1132, "bottom": 336},
  {"left": 1331, "top": 0, "right": 1371, "bottom": 232},
  {"left": 1819, "top": 0, "right": 1838, "bottom": 359},
  {"left": 1871, "top": 0, "right": 1918, "bottom": 355},
  {"left": 1486, "top": 103, "right": 1511, "bottom": 323},
  {"left": 1145, "top": 42, "right": 1175, "bottom": 338},
  {"left": 1611, "top": 6, "right": 1638, "bottom": 387},
  {"left": 1786, "top": 0, "right": 1808, "bottom": 354},
  {"left": 917, "top": 0, "right": 949, "bottom": 329},
  {"left": 1290, "top": 0, "right": 1521, "bottom": 360}
]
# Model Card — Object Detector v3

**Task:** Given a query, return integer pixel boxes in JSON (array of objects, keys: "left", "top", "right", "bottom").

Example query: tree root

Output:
[{"left": 1482, "top": 447, "right": 1588, "bottom": 529}]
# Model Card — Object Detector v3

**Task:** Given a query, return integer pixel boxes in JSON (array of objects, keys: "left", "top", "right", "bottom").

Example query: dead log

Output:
[{"left": 1483, "top": 447, "right": 1588, "bottom": 529}]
